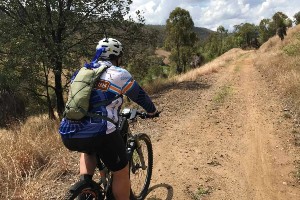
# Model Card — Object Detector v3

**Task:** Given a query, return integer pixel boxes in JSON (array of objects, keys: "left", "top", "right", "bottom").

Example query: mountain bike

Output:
[{"left": 63, "top": 108, "right": 156, "bottom": 200}]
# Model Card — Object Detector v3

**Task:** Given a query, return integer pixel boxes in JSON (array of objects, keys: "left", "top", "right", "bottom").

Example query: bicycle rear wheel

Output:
[
  {"left": 63, "top": 180, "right": 102, "bottom": 200},
  {"left": 129, "top": 133, "right": 153, "bottom": 200}
]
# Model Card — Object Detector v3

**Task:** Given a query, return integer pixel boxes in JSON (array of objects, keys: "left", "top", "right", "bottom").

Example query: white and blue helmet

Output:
[{"left": 96, "top": 38, "right": 123, "bottom": 60}]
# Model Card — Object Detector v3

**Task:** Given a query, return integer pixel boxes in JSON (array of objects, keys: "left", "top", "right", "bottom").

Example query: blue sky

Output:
[{"left": 128, "top": 0, "right": 300, "bottom": 31}]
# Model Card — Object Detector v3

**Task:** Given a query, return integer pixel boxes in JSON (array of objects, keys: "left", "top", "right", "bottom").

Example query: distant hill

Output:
[
  {"left": 193, "top": 26, "right": 215, "bottom": 41},
  {"left": 146, "top": 24, "right": 214, "bottom": 45}
]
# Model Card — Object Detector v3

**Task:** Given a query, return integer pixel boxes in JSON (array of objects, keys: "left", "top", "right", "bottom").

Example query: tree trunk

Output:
[
  {"left": 43, "top": 63, "right": 56, "bottom": 120},
  {"left": 46, "top": 80, "right": 56, "bottom": 120},
  {"left": 176, "top": 43, "right": 181, "bottom": 73},
  {"left": 48, "top": 99, "right": 56, "bottom": 120},
  {"left": 54, "top": 61, "right": 65, "bottom": 118}
]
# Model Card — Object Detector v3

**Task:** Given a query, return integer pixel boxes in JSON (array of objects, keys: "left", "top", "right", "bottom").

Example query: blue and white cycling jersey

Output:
[{"left": 59, "top": 61, "right": 156, "bottom": 138}]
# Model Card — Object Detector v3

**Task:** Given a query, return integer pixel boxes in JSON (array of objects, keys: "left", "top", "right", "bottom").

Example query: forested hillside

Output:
[{"left": 147, "top": 24, "right": 214, "bottom": 45}]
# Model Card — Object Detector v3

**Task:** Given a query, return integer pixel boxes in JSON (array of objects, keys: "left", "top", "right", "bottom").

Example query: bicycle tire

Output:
[
  {"left": 63, "top": 179, "right": 103, "bottom": 200},
  {"left": 129, "top": 133, "right": 153, "bottom": 200}
]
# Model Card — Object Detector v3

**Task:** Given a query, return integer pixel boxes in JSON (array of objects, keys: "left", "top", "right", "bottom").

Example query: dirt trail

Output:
[{"left": 134, "top": 50, "right": 300, "bottom": 200}]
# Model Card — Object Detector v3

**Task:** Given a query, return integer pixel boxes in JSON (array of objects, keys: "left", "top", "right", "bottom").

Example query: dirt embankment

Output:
[{"left": 133, "top": 50, "right": 300, "bottom": 200}]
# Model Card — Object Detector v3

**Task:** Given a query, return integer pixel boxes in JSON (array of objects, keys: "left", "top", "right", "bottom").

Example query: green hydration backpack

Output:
[{"left": 64, "top": 64, "right": 108, "bottom": 120}]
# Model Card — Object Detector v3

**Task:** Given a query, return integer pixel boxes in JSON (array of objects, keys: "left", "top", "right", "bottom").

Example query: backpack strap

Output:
[
  {"left": 86, "top": 112, "right": 117, "bottom": 125},
  {"left": 75, "top": 106, "right": 117, "bottom": 125},
  {"left": 92, "top": 94, "right": 123, "bottom": 107},
  {"left": 86, "top": 94, "right": 123, "bottom": 126}
]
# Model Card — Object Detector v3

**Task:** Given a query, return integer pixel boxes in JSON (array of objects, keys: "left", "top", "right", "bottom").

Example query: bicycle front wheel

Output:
[{"left": 129, "top": 133, "right": 153, "bottom": 200}]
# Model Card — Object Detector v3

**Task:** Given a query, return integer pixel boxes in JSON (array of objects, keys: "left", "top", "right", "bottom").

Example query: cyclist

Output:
[{"left": 59, "top": 38, "right": 158, "bottom": 200}]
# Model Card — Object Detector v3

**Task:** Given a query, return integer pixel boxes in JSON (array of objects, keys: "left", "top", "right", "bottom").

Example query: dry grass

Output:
[
  {"left": 257, "top": 24, "right": 300, "bottom": 178},
  {"left": 254, "top": 24, "right": 300, "bottom": 117},
  {"left": 0, "top": 116, "right": 74, "bottom": 199}
]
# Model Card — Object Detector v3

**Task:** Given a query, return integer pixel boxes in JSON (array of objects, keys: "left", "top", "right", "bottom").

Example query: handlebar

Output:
[{"left": 120, "top": 108, "right": 161, "bottom": 120}]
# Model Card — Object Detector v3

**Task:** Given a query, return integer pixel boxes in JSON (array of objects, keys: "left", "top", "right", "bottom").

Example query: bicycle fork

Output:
[{"left": 128, "top": 135, "right": 147, "bottom": 170}]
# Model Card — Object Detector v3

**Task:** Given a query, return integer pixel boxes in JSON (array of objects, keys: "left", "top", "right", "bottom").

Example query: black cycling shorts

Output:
[{"left": 62, "top": 131, "right": 128, "bottom": 172}]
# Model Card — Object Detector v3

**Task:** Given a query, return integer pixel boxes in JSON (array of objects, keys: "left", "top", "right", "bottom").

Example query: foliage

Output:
[
  {"left": 0, "top": 60, "right": 27, "bottom": 127},
  {"left": 147, "top": 24, "right": 213, "bottom": 47},
  {"left": 282, "top": 33, "right": 300, "bottom": 57},
  {"left": 217, "top": 25, "right": 228, "bottom": 54},
  {"left": 258, "top": 18, "right": 275, "bottom": 43},
  {"left": 283, "top": 44, "right": 300, "bottom": 56},
  {"left": 165, "top": 7, "right": 198, "bottom": 73},
  {"left": 233, "top": 23, "right": 259, "bottom": 49},
  {"left": 197, "top": 13, "right": 298, "bottom": 63},
  {"left": 0, "top": 89, "right": 25, "bottom": 127},
  {"left": 127, "top": 51, "right": 166, "bottom": 85},
  {"left": 198, "top": 27, "right": 238, "bottom": 62},
  {"left": 0, "top": 0, "right": 148, "bottom": 119},
  {"left": 294, "top": 11, "right": 300, "bottom": 25},
  {"left": 257, "top": 12, "right": 293, "bottom": 43},
  {"left": 272, "top": 12, "right": 289, "bottom": 28}
]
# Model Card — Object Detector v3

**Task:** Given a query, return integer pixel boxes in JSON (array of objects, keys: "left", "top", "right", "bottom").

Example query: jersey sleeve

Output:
[
  {"left": 105, "top": 67, "right": 156, "bottom": 113},
  {"left": 123, "top": 79, "right": 156, "bottom": 113},
  {"left": 120, "top": 70, "right": 135, "bottom": 94}
]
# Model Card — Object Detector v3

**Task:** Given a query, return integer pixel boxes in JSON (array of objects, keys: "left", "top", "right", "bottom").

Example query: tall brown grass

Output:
[
  {"left": 254, "top": 24, "right": 300, "bottom": 117},
  {"left": 0, "top": 116, "right": 75, "bottom": 199}
]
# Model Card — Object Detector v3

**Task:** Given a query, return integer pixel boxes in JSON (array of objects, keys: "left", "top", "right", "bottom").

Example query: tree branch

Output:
[
  {"left": 23, "top": 87, "right": 48, "bottom": 98},
  {"left": 0, "top": 6, "right": 17, "bottom": 20},
  {"left": 64, "top": 1, "right": 104, "bottom": 39},
  {"left": 45, "top": 0, "right": 56, "bottom": 42}
]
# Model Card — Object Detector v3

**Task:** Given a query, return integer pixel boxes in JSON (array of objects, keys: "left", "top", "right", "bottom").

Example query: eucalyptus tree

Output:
[
  {"left": 0, "top": 0, "right": 144, "bottom": 118},
  {"left": 217, "top": 25, "right": 228, "bottom": 55},
  {"left": 165, "top": 7, "right": 197, "bottom": 73},
  {"left": 272, "top": 12, "right": 292, "bottom": 40},
  {"left": 272, "top": 12, "right": 290, "bottom": 28},
  {"left": 258, "top": 18, "right": 275, "bottom": 43},
  {"left": 294, "top": 11, "right": 300, "bottom": 25},
  {"left": 233, "top": 23, "right": 258, "bottom": 48}
]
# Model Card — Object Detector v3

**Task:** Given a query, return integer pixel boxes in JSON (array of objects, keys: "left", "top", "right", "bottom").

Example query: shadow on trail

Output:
[
  {"left": 145, "top": 183, "right": 174, "bottom": 200},
  {"left": 150, "top": 80, "right": 211, "bottom": 99},
  {"left": 173, "top": 81, "right": 211, "bottom": 91}
]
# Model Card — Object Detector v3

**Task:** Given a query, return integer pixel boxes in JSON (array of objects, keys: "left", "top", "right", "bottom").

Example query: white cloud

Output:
[{"left": 128, "top": 0, "right": 300, "bottom": 31}]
